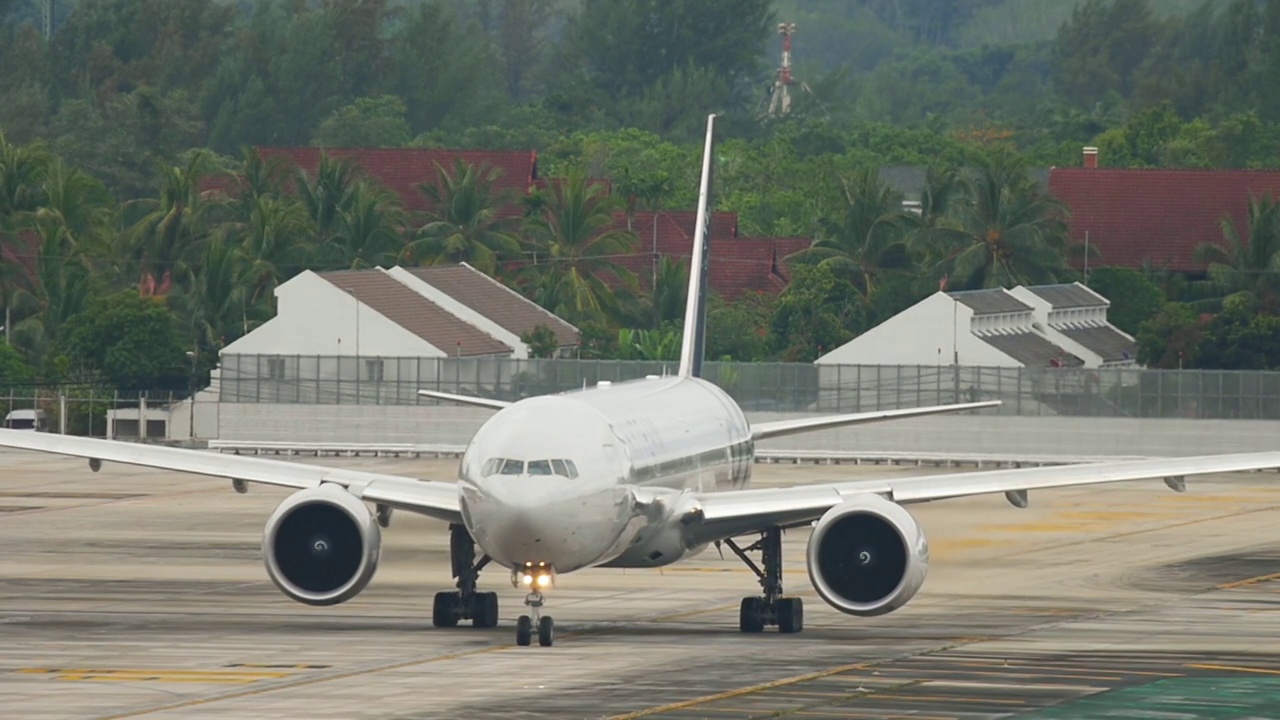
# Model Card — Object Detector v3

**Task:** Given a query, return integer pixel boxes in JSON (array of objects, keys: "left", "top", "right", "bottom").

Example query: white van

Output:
[{"left": 3, "top": 409, "right": 47, "bottom": 431}]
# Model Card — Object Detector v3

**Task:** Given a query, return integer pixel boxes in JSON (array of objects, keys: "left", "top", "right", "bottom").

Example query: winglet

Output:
[
  {"left": 677, "top": 114, "right": 717, "bottom": 379},
  {"left": 417, "top": 390, "right": 511, "bottom": 410}
]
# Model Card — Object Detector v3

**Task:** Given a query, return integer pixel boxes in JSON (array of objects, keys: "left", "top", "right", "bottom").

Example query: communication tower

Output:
[{"left": 766, "top": 23, "right": 797, "bottom": 117}]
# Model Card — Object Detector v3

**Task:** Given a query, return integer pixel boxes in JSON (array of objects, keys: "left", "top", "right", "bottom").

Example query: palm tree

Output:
[
  {"left": 402, "top": 159, "right": 521, "bottom": 274},
  {"left": 296, "top": 153, "right": 361, "bottom": 246},
  {"left": 0, "top": 132, "right": 51, "bottom": 331},
  {"left": 912, "top": 151, "right": 1072, "bottom": 290},
  {"left": 232, "top": 195, "right": 314, "bottom": 308},
  {"left": 1193, "top": 193, "right": 1280, "bottom": 308},
  {"left": 7, "top": 208, "right": 91, "bottom": 361},
  {"left": 171, "top": 237, "right": 259, "bottom": 352},
  {"left": 319, "top": 182, "right": 406, "bottom": 270},
  {"left": 127, "top": 150, "right": 228, "bottom": 296},
  {"left": 525, "top": 171, "right": 637, "bottom": 323},
  {"left": 787, "top": 167, "right": 913, "bottom": 301}
]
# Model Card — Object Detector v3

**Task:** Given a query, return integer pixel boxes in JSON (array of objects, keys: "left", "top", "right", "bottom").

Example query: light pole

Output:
[{"left": 185, "top": 348, "right": 198, "bottom": 440}]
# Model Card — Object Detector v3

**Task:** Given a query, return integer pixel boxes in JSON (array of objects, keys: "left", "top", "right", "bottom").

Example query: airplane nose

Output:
[{"left": 464, "top": 481, "right": 633, "bottom": 573}]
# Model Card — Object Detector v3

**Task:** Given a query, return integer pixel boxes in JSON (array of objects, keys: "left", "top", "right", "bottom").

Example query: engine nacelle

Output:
[
  {"left": 262, "top": 484, "right": 381, "bottom": 606},
  {"left": 806, "top": 494, "right": 928, "bottom": 617}
]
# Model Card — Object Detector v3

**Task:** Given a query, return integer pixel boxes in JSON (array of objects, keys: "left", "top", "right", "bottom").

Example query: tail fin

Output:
[{"left": 677, "top": 114, "right": 717, "bottom": 378}]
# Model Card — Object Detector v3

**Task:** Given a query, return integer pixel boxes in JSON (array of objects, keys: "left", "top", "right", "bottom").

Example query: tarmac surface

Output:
[{"left": 4, "top": 449, "right": 1280, "bottom": 719}]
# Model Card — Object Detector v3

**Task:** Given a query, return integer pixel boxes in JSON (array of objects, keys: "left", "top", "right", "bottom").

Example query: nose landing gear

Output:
[
  {"left": 432, "top": 524, "right": 500, "bottom": 629},
  {"left": 514, "top": 562, "right": 555, "bottom": 647}
]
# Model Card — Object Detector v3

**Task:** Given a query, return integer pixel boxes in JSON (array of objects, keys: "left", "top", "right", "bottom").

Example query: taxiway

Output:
[{"left": 3, "top": 449, "right": 1280, "bottom": 719}]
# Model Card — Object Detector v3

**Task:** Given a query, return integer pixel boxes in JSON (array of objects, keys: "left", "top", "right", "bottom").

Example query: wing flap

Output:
[
  {"left": 689, "top": 451, "right": 1280, "bottom": 544},
  {"left": 0, "top": 430, "right": 462, "bottom": 523},
  {"left": 750, "top": 401, "right": 1001, "bottom": 441}
]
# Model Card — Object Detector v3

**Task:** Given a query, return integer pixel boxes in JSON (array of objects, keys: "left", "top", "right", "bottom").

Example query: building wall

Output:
[
  {"left": 221, "top": 272, "right": 444, "bottom": 358},
  {"left": 816, "top": 293, "right": 1018, "bottom": 367},
  {"left": 210, "top": 403, "right": 1280, "bottom": 458},
  {"left": 1007, "top": 287, "right": 1134, "bottom": 369},
  {"left": 386, "top": 267, "right": 529, "bottom": 359}
]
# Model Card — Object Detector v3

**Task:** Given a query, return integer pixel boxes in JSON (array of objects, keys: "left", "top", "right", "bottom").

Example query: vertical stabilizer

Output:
[{"left": 677, "top": 114, "right": 717, "bottom": 378}]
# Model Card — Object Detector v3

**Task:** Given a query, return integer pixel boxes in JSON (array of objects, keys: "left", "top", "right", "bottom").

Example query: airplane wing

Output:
[
  {"left": 0, "top": 430, "right": 462, "bottom": 524},
  {"left": 418, "top": 389, "right": 511, "bottom": 410},
  {"left": 686, "top": 452, "right": 1280, "bottom": 544},
  {"left": 750, "top": 400, "right": 1001, "bottom": 441}
]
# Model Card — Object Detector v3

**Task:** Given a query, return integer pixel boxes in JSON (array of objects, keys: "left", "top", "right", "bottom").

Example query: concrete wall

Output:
[{"left": 211, "top": 403, "right": 1280, "bottom": 458}]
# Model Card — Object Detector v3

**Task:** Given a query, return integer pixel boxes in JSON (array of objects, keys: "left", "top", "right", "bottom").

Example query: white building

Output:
[
  {"left": 222, "top": 264, "right": 579, "bottom": 361},
  {"left": 816, "top": 287, "right": 1091, "bottom": 369},
  {"left": 1008, "top": 283, "right": 1137, "bottom": 368}
]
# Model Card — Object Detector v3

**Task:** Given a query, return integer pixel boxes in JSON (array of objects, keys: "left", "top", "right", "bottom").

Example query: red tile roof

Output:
[
  {"left": 240, "top": 148, "right": 540, "bottom": 213},
  {"left": 605, "top": 211, "right": 808, "bottom": 299},
  {"left": 1049, "top": 168, "right": 1280, "bottom": 272}
]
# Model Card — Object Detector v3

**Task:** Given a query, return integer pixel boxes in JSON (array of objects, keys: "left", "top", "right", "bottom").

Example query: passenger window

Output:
[
  {"left": 527, "top": 460, "right": 552, "bottom": 476},
  {"left": 500, "top": 459, "right": 524, "bottom": 475},
  {"left": 550, "top": 459, "right": 567, "bottom": 477},
  {"left": 563, "top": 460, "right": 579, "bottom": 479}
]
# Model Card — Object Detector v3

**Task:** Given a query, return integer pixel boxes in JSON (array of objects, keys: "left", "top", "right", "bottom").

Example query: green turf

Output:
[{"left": 1020, "top": 677, "right": 1280, "bottom": 718}]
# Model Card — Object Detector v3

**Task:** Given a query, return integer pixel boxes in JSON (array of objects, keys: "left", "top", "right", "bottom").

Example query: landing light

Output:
[
  {"left": 522, "top": 574, "right": 534, "bottom": 586},
  {"left": 536, "top": 574, "right": 552, "bottom": 588}
]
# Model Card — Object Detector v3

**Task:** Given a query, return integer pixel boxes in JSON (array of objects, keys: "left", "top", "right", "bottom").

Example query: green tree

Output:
[
  {"left": 127, "top": 150, "right": 228, "bottom": 293},
  {"left": 707, "top": 292, "right": 775, "bottom": 361},
  {"left": 1086, "top": 267, "right": 1165, "bottom": 335},
  {"left": 519, "top": 324, "right": 559, "bottom": 359},
  {"left": 0, "top": 341, "right": 33, "bottom": 385},
  {"left": 524, "top": 171, "right": 637, "bottom": 324},
  {"left": 912, "top": 150, "right": 1072, "bottom": 289},
  {"left": 51, "top": 291, "right": 188, "bottom": 390},
  {"left": 1193, "top": 194, "right": 1280, "bottom": 308},
  {"left": 617, "top": 327, "right": 681, "bottom": 361},
  {"left": 402, "top": 159, "right": 520, "bottom": 274},
  {"left": 313, "top": 96, "right": 412, "bottom": 148},
  {"left": 787, "top": 167, "right": 912, "bottom": 303},
  {"left": 1135, "top": 302, "right": 1202, "bottom": 368},
  {"left": 318, "top": 182, "right": 405, "bottom": 270},
  {"left": 1053, "top": 0, "right": 1164, "bottom": 107},
  {"left": 769, "top": 264, "right": 859, "bottom": 362}
]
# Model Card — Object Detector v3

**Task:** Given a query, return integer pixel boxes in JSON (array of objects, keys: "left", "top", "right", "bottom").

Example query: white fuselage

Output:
[{"left": 457, "top": 376, "right": 753, "bottom": 576}]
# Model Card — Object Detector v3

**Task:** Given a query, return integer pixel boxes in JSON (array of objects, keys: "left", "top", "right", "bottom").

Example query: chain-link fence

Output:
[
  {"left": 0, "top": 387, "right": 218, "bottom": 442},
  {"left": 215, "top": 355, "right": 1280, "bottom": 420}
]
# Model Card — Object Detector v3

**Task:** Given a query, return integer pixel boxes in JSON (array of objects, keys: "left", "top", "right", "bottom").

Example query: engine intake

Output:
[
  {"left": 806, "top": 494, "right": 928, "bottom": 617},
  {"left": 263, "top": 484, "right": 381, "bottom": 606}
]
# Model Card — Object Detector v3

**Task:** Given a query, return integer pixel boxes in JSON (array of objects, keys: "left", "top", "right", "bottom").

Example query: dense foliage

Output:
[{"left": 7, "top": 0, "right": 1280, "bottom": 383}]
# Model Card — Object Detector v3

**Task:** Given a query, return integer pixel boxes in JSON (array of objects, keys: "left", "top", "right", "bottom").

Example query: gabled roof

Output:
[
  {"left": 404, "top": 264, "right": 578, "bottom": 348},
  {"left": 1049, "top": 168, "right": 1280, "bottom": 271},
  {"left": 252, "top": 147, "right": 539, "bottom": 213},
  {"left": 947, "top": 289, "right": 1030, "bottom": 315},
  {"left": 981, "top": 333, "right": 1084, "bottom": 368},
  {"left": 1025, "top": 283, "right": 1106, "bottom": 309},
  {"left": 317, "top": 270, "right": 511, "bottom": 357},
  {"left": 1058, "top": 326, "right": 1135, "bottom": 363}
]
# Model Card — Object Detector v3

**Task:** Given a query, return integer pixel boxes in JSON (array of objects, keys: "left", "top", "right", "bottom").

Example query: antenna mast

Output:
[{"left": 767, "top": 23, "right": 797, "bottom": 117}]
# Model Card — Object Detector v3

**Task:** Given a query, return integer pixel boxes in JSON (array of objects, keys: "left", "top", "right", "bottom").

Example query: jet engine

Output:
[
  {"left": 805, "top": 493, "right": 928, "bottom": 617},
  {"left": 262, "top": 484, "right": 381, "bottom": 606}
]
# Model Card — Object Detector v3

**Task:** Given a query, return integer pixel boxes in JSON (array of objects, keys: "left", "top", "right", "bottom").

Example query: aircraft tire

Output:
[
  {"left": 739, "top": 597, "right": 765, "bottom": 633},
  {"left": 516, "top": 615, "right": 533, "bottom": 646},
  {"left": 777, "top": 597, "right": 803, "bottom": 634},
  {"left": 433, "top": 592, "right": 460, "bottom": 628},
  {"left": 538, "top": 616, "right": 554, "bottom": 647},
  {"left": 473, "top": 592, "right": 499, "bottom": 628}
]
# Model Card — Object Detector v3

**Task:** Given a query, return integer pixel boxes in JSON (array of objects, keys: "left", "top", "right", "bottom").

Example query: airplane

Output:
[{"left": 4, "top": 115, "right": 1280, "bottom": 649}]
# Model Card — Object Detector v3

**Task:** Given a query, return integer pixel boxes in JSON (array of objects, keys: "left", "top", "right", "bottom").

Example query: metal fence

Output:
[
  {"left": 213, "top": 355, "right": 1280, "bottom": 420},
  {"left": 0, "top": 388, "right": 216, "bottom": 441}
]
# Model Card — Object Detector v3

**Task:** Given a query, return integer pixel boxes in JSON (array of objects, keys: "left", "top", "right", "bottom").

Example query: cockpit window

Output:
[{"left": 481, "top": 457, "right": 579, "bottom": 478}]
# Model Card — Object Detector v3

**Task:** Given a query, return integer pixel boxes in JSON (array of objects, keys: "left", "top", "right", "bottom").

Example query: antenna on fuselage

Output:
[{"left": 676, "top": 114, "right": 716, "bottom": 379}]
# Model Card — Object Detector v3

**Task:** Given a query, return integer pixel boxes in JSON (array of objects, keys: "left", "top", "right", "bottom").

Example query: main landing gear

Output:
[
  {"left": 514, "top": 562, "right": 555, "bottom": 647},
  {"left": 433, "top": 524, "right": 500, "bottom": 629},
  {"left": 724, "top": 527, "right": 803, "bottom": 634}
]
